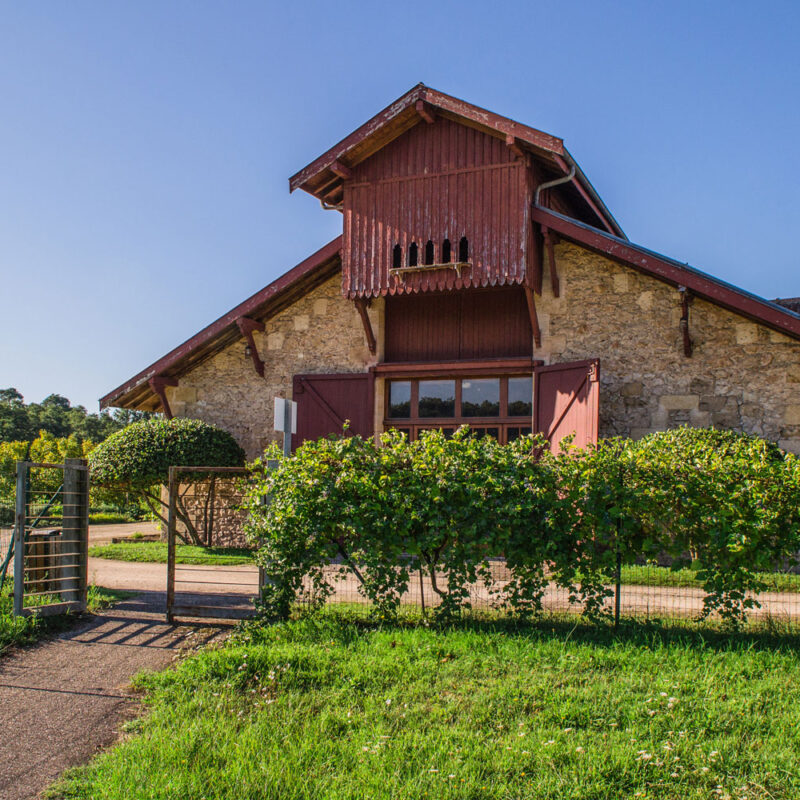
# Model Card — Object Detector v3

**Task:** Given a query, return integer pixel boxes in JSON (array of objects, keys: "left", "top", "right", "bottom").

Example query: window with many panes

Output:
[{"left": 385, "top": 375, "right": 532, "bottom": 443}]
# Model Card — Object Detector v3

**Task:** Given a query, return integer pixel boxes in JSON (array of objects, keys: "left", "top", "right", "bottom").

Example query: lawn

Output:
[
  {"left": 87, "top": 543, "right": 800, "bottom": 596},
  {"left": 0, "top": 582, "right": 134, "bottom": 654},
  {"left": 50, "top": 607, "right": 800, "bottom": 799},
  {"left": 89, "top": 541, "right": 254, "bottom": 566},
  {"left": 621, "top": 565, "right": 800, "bottom": 594}
]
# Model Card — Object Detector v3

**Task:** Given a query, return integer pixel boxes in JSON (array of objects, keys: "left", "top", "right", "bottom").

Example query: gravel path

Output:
[{"left": 0, "top": 592, "right": 225, "bottom": 800}]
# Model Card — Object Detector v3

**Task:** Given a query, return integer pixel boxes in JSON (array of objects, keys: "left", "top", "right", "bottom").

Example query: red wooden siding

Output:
[
  {"left": 384, "top": 287, "right": 532, "bottom": 362},
  {"left": 534, "top": 360, "right": 599, "bottom": 453},
  {"left": 291, "top": 373, "right": 373, "bottom": 450},
  {"left": 342, "top": 118, "right": 529, "bottom": 299}
]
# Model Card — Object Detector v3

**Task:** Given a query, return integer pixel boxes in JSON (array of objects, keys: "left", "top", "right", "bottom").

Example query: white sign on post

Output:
[
  {"left": 274, "top": 397, "right": 298, "bottom": 458},
  {"left": 273, "top": 397, "right": 297, "bottom": 433}
]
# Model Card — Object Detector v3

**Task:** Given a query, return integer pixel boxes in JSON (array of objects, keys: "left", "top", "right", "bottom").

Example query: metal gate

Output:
[
  {"left": 166, "top": 465, "right": 263, "bottom": 622},
  {"left": 2, "top": 459, "right": 89, "bottom": 617}
]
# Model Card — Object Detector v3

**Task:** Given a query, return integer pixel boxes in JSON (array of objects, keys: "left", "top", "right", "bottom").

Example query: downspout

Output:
[{"left": 534, "top": 165, "right": 576, "bottom": 206}]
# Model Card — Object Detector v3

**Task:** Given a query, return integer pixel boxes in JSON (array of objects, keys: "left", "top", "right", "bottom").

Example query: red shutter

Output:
[
  {"left": 291, "top": 373, "right": 373, "bottom": 450},
  {"left": 534, "top": 359, "right": 600, "bottom": 453}
]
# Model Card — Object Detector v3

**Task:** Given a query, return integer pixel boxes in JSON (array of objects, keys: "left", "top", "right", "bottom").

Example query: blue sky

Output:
[{"left": 2, "top": 1, "right": 799, "bottom": 410}]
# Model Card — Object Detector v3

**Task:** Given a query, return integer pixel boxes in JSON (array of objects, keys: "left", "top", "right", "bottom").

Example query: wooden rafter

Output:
[
  {"left": 353, "top": 298, "right": 377, "bottom": 355},
  {"left": 330, "top": 160, "right": 353, "bottom": 180},
  {"left": 415, "top": 99, "right": 436, "bottom": 124},
  {"left": 505, "top": 134, "right": 525, "bottom": 159},
  {"left": 236, "top": 316, "right": 266, "bottom": 377}
]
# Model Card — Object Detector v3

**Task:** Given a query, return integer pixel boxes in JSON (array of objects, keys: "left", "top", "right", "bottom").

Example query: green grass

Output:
[
  {"left": 621, "top": 565, "right": 800, "bottom": 594},
  {"left": 88, "top": 513, "right": 136, "bottom": 525},
  {"left": 1, "top": 582, "right": 134, "bottom": 655},
  {"left": 49, "top": 606, "right": 800, "bottom": 799},
  {"left": 88, "top": 541, "right": 254, "bottom": 566}
]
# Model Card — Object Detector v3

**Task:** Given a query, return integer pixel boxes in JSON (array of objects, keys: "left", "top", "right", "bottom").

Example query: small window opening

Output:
[
  {"left": 424, "top": 240, "right": 435, "bottom": 265},
  {"left": 458, "top": 236, "right": 469, "bottom": 263},
  {"left": 408, "top": 242, "right": 418, "bottom": 267},
  {"left": 392, "top": 244, "right": 402, "bottom": 269},
  {"left": 441, "top": 238, "right": 451, "bottom": 263}
]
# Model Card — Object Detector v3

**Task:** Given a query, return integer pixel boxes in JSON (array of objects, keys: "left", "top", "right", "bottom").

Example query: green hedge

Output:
[{"left": 243, "top": 428, "right": 800, "bottom": 624}]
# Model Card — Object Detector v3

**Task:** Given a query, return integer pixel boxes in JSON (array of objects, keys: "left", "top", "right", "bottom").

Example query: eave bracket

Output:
[
  {"left": 353, "top": 298, "right": 377, "bottom": 355},
  {"left": 523, "top": 285, "right": 542, "bottom": 348},
  {"left": 148, "top": 376, "right": 179, "bottom": 419},
  {"left": 236, "top": 317, "right": 266, "bottom": 377},
  {"left": 679, "top": 286, "right": 693, "bottom": 357},
  {"left": 542, "top": 226, "right": 560, "bottom": 297}
]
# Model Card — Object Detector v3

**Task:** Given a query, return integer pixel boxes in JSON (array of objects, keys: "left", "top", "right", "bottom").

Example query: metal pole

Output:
[
  {"left": 166, "top": 467, "right": 177, "bottom": 623},
  {"left": 13, "top": 462, "right": 27, "bottom": 617},
  {"left": 283, "top": 399, "right": 293, "bottom": 458},
  {"left": 614, "top": 549, "right": 622, "bottom": 630}
]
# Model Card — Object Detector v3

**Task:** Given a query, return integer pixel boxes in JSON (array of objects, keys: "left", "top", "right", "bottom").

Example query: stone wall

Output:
[
  {"left": 165, "top": 274, "right": 379, "bottom": 459},
  {"left": 535, "top": 242, "right": 800, "bottom": 453},
  {"left": 166, "top": 244, "right": 800, "bottom": 457},
  {"left": 174, "top": 477, "right": 248, "bottom": 548}
]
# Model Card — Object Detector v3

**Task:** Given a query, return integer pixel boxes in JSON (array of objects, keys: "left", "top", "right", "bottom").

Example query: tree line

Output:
[{"left": 0, "top": 388, "right": 153, "bottom": 445}]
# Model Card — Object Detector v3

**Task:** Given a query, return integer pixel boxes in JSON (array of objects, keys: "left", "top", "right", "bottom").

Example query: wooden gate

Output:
[
  {"left": 534, "top": 359, "right": 600, "bottom": 453},
  {"left": 292, "top": 373, "right": 373, "bottom": 450}
]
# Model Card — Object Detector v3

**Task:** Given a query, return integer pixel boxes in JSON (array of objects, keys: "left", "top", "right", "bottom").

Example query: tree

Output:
[
  {"left": 0, "top": 388, "right": 32, "bottom": 442},
  {"left": 0, "top": 387, "right": 155, "bottom": 445},
  {"left": 89, "top": 418, "right": 245, "bottom": 544}
]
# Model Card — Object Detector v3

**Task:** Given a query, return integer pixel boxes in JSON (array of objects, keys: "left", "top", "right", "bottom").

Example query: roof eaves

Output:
[
  {"left": 288, "top": 84, "right": 567, "bottom": 195},
  {"left": 100, "top": 235, "right": 343, "bottom": 410},
  {"left": 531, "top": 206, "right": 800, "bottom": 338}
]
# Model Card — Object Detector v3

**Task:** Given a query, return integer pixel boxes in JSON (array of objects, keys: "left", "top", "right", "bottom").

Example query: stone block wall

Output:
[
  {"left": 164, "top": 243, "right": 800, "bottom": 458},
  {"left": 174, "top": 477, "right": 248, "bottom": 548},
  {"left": 535, "top": 242, "right": 800, "bottom": 453},
  {"left": 165, "top": 275, "right": 379, "bottom": 459}
]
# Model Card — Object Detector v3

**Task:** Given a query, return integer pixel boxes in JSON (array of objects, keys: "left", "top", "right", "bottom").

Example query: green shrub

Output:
[
  {"left": 90, "top": 418, "right": 245, "bottom": 545},
  {"left": 243, "top": 426, "right": 800, "bottom": 625},
  {"left": 633, "top": 428, "right": 800, "bottom": 619}
]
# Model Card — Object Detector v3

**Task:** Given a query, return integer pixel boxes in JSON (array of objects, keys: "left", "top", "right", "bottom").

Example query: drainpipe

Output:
[{"left": 534, "top": 165, "right": 576, "bottom": 206}]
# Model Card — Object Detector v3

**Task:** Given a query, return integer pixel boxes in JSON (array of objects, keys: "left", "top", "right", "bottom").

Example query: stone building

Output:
[{"left": 101, "top": 85, "right": 800, "bottom": 458}]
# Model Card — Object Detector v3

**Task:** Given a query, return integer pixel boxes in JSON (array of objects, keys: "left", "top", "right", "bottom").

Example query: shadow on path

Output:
[{"left": 0, "top": 591, "right": 226, "bottom": 800}]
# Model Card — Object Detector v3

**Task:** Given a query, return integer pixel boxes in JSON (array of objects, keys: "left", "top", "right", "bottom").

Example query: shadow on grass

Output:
[{"left": 247, "top": 602, "right": 800, "bottom": 655}]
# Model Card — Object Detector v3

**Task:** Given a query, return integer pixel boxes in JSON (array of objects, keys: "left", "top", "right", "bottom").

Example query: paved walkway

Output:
[{"left": 0, "top": 592, "right": 226, "bottom": 800}]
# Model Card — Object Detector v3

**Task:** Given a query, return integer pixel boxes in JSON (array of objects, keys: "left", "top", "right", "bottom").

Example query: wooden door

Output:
[
  {"left": 534, "top": 360, "right": 599, "bottom": 453},
  {"left": 291, "top": 373, "right": 373, "bottom": 451}
]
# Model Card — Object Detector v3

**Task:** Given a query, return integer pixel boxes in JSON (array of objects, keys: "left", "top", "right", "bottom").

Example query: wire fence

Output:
[
  {"left": 295, "top": 558, "right": 800, "bottom": 629},
  {"left": 166, "top": 466, "right": 261, "bottom": 621},
  {"left": 152, "top": 469, "right": 800, "bottom": 631}
]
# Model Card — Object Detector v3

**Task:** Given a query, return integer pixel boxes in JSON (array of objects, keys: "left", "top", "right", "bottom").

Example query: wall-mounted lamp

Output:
[{"left": 244, "top": 344, "right": 252, "bottom": 358}]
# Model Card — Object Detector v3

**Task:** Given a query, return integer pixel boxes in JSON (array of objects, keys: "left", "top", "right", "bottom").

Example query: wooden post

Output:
[
  {"left": 13, "top": 462, "right": 27, "bottom": 617},
  {"left": 166, "top": 467, "right": 177, "bottom": 623}
]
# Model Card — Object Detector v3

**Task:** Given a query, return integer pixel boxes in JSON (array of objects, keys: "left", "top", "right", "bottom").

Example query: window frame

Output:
[{"left": 384, "top": 372, "right": 534, "bottom": 445}]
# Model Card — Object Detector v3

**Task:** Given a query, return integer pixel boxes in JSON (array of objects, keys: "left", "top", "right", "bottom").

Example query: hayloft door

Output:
[
  {"left": 291, "top": 373, "right": 373, "bottom": 451},
  {"left": 534, "top": 360, "right": 600, "bottom": 453}
]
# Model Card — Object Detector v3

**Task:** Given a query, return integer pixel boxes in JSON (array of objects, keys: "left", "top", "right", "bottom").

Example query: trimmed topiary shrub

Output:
[{"left": 90, "top": 418, "right": 245, "bottom": 544}]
